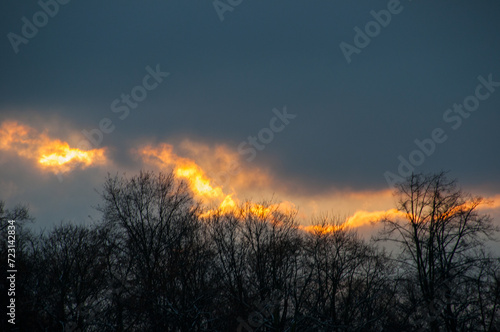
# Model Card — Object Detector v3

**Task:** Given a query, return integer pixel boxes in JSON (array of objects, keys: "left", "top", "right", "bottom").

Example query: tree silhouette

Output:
[
  {"left": 2, "top": 171, "right": 499, "bottom": 331},
  {"left": 380, "top": 172, "right": 499, "bottom": 331}
]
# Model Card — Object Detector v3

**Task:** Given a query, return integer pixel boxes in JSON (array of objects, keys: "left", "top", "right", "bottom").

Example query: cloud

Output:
[
  {"left": 134, "top": 139, "right": 404, "bottom": 227},
  {"left": 137, "top": 143, "right": 226, "bottom": 201},
  {"left": 298, "top": 208, "right": 404, "bottom": 234},
  {"left": 481, "top": 194, "right": 500, "bottom": 210},
  {"left": 0, "top": 120, "right": 108, "bottom": 174},
  {"left": 136, "top": 141, "right": 295, "bottom": 217},
  {"left": 1, "top": 120, "right": 497, "bottom": 231}
]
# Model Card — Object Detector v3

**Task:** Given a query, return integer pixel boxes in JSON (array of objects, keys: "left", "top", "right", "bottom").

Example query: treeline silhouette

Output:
[{"left": 1, "top": 171, "right": 499, "bottom": 331}]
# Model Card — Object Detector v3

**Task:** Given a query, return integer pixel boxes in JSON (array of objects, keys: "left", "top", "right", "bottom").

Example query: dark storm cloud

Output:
[{"left": 1, "top": 0, "right": 500, "bottom": 227}]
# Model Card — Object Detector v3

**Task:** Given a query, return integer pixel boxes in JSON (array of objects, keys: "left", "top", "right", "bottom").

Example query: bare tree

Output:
[
  {"left": 0, "top": 201, "right": 32, "bottom": 233},
  {"left": 0, "top": 201, "right": 34, "bottom": 330},
  {"left": 207, "top": 202, "right": 302, "bottom": 331},
  {"left": 98, "top": 170, "right": 216, "bottom": 331},
  {"left": 380, "top": 172, "right": 499, "bottom": 331},
  {"left": 19, "top": 223, "right": 108, "bottom": 331},
  {"left": 302, "top": 217, "right": 395, "bottom": 331},
  {"left": 4, "top": 171, "right": 498, "bottom": 331}
]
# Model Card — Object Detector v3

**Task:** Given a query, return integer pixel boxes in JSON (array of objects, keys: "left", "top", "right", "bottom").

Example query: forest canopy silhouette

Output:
[{"left": 1, "top": 171, "right": 499, "bottom": 331}]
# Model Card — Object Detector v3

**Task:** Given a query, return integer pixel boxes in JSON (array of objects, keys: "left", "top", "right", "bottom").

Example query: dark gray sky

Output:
[{"left": 1, "top": 0, "right": 499, "bottom": 229}]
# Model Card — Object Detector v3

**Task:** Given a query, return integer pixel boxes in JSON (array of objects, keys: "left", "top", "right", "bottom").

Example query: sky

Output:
[{"left": 1, "top": 0, "right": 499, "bottom": 235}]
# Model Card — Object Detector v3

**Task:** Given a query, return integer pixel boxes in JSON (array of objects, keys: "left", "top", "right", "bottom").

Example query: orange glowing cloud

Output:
[
  {"left": 137, "top": 142, "right": 295, "bottom": 217},
  {"left": 299, "top": 208, "right": 405, "bottom": 234},
  {"left": 479, "top": 194, "right": 500, "bottom": 210},
  {"left": 345, "top": 208, "right": 405, "bottom": 228},
  {"left": 136, "top": 141, "right": 408, "bottom": 226},
  {"left": 176, "top": 139, "right": 275, "bottom": 193},
  {"left": 299, "top": 224, "right": 342, "bottom": 235},
  {"left": 139, "top": 143, "right": 225, "bottom": 200},
  {"left": 139, "top": 140, "right": 480, "bottom": 230},
  {"left": 283, "top": 188, "right": 396, "bottom": 223},
  {"left": 0, "top": 120, "right": 107, "bottom": 173}
]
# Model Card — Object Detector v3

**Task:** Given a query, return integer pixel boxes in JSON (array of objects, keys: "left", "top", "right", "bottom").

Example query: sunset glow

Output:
[
  {"left": 139, "top": 143, "right": 226, "bottom": 200},
  {"left": 299, "top": 208, "right": 406, "bottom": 234},
  {"left": 138, "top": 143, "right": 295, "bottom": 218},
  {"left": 0, "top": 120, "right": 107, "bottom": 173}
]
